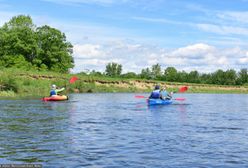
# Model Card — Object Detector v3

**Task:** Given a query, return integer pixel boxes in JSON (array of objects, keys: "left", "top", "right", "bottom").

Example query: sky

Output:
[{"left": 0, "top": 0, "right": 248, "bottom": 73}]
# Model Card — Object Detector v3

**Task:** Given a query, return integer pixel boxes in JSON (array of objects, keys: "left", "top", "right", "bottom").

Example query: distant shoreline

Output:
[{"left": 0, "top": 69, "right": 248, "bottom": 98}]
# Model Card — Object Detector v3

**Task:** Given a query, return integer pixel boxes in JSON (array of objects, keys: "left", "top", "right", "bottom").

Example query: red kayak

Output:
[{"left": 42, "top": 95, "right": 69, "bottom": 101}]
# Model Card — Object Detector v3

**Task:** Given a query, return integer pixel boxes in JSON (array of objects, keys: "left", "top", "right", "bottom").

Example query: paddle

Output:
[
  {"left": 64, "top": 76, "right": 78, "bottom": 93},
  {"left": 135, "top": 95, "right": 185, "bottom": 101},
  {"left": 69, "top": 76, "right": 78, "bottom": 84},
  {"left": 177, "top": 86, "right": 188, "bottom": 93}
]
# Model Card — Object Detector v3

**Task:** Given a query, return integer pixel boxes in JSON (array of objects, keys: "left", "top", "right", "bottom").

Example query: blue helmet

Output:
[{"left": 155, "top": 85, "right": 160, "bottom": 90}]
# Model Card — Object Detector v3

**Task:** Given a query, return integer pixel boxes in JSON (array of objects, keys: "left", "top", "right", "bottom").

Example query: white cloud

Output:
[
  {"left": 217, "top": 56, "right": 229, "bottom": 65},
  {"left": 238, "top": 51, "right": 248, "bottom": 64},
  {"left": 170, "top": 43, "right": 215, "bottom": 58},
  {"left": 73, "top": 44, "right": 105, "bottom": 59},
  {"left": 168, "top": 43, "right": 230, "bottom": 66},
  {"left": 217, "top": 11, "right": 248, "bottom": 24},
  {"left": 197, "top": 23, "right": 248, "bottom": 36},
  {"left": 71, "top": 42, "right": 248, "bottom": 73},
  {"left": 239, "top": 57, "right": 248, "bottom": 64},
  {"left": 132, "top": 16, "right": 182, "bottom": 25}
]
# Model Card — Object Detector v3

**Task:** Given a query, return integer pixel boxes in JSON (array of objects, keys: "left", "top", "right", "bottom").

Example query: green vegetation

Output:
[
  {"left": 91, "top": 63, "right": 248, "bottom": 87},
  {"left": 105, "top": 62, "right": 122, "bottom": 77},
  {"left": 0, "top": 15, "right": 74, "bottom": 73},
  {"left": 0, "top": 68, "right": 247, "bottom": 98},
  {"left": 133, "top": 65, "right": 248, "bottom": 86}
]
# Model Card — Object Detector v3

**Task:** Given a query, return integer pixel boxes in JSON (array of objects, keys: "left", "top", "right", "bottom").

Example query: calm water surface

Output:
[{"left": 0, "top": 93, "right": 248, "bottom": 168}]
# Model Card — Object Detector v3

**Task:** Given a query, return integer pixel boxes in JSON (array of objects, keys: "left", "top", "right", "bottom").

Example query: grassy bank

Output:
[{"left": 0, "top": 68, "right": 248, "bottom": 97}]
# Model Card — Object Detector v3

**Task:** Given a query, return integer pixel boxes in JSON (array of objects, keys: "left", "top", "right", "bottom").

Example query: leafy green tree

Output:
[
  {"left": 151, "top": 63, "right": 162, "bottom": 79},
  {"left": 121, "top": 72, "right": 137, "bottom": 78},
  {"left": 224, "top": 69, "right": 237, "bottom": 85},
  {"left": 188, "top": 70, "right": 200, "bottom": 83},
  {"left": 105, "top": 62, "right": 122, "bottom": 77},
  {"left": 0, "top": 54, "right": 31, "bottom": 69},
  {"left": 140, "top": 67, "right": 152, "bottom": 79},
  {"left": 90, "top": 70, "right": 103, "bottom": 76},
  {"left": 0, "top": 15, "right": 74, "bottom": 72},
  {"left": 177, "top": 70, "right": 188, "bottom": 82},
  {"left": 0, "top": 15, "right": 38, "bottom": 68},
  {"left": 164, "top": 67, "right": 178, "bottom": 82},
  {"left": 200, "top": 73, "right": 212, "bottom": 84},
  {"left": 211, "top": 69, "right": 225, "bottom": 85},
  {"left": 36, "top": 25, "right": 74, "bottom": 73},
  {"left": 237, "top": 68, "right": 248, "bottom": 85}
]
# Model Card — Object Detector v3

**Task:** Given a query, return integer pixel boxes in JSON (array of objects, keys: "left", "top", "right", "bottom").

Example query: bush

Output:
[{"left": 0, "top": 77, "right": 19, "bottom": 92}]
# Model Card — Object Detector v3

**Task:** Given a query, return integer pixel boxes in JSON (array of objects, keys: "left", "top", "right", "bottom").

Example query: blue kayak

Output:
[{"left": 147, "top": 99, "right": 173, "bottom": 106}]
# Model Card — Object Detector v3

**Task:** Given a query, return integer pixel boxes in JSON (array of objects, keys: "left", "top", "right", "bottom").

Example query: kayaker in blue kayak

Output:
[
  {"left": 160, "top": 86, "right": 173, "bottom": 100},
  {"left": 50, "top": 84, "right": 65, "bottom": 96},
  {"left": 149, "top": 85, "right": 162, "bottom": 99}
]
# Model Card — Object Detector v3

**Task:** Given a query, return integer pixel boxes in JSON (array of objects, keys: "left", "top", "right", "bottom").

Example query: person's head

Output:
[
  {"left": 51, "top": 84, "right": 56, "bottom": 89},
  {"left": 155, "top": 85, "right": 160, "bottom": 90},
  {"left": 162, "top": 86, "right": 167, "bottom": 90}
]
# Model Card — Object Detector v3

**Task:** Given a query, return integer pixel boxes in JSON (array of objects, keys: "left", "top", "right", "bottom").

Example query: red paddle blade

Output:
[
  {"left": 178, "top": 86, "right": 188, "bottom": 93},
  {"left": 69, "top": 76, "right": 78, "bottom": 84},
  {"left": 135, "top": 95, "right": 146, "bottom": 98}
]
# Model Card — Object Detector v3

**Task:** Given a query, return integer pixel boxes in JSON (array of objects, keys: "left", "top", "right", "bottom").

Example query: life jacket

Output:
[
  {"left": 50, "top": 90, "right": 56, "bottom": 96},
  {"left": 149, "top": 89, "right": 160, "bottom": 99}
]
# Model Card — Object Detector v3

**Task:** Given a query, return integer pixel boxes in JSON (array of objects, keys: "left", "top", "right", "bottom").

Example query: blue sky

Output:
[{"left": 0, "top": 0, "right": 248, "bottom": 73}]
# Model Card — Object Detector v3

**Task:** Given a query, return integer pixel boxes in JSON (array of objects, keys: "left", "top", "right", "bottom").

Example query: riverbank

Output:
[{"left": 0, "top": 69, "right": 248, "bottom": 97}]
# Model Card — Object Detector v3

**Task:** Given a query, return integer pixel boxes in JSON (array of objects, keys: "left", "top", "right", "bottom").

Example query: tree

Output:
[
  {"left": 211, "top": 69, "right": 225, "bottom": 85},
  {"left": 164, "top": 67, "right": 178, "bottom": 81},
  {"left": 151, "top": 63, "right": 162, "bottom": 79},
  {"left": 140, "top": 67, "right": 152, "bottom": 79},
  {"left": 177, "top": 70, "right": 188, "bottom": 83},
  {"left": 90, "top": 70, "right": 103, "bottom": 76},
  {"left": 0, "top": 15, "right": 38, "bottom": 69},
  {"left": 237, "top": 68, "right": 248, "bottom": 85},
  {"left": 0, "top": 54, "right": 31, "bottom": 69},
  {"left": 224, "top": 69, "right": 237, "bottom": 85},
  {"left": 200, "top": 73, "right": 212, "bottom": 84},
  {"left": 121, "top": 72, "right": 137, "bottom": 78},
  {"left": 105, "top": 62, "right": 122, "bottom": 77},
  {"left": 36, "top": 25, "right": 74, "bottom": 73},
  {"left": 0, "top": 15, "right": 74, "bottom": 72},
  {"left": 188, "top": 70, "right": 200, "bottom": 83}
]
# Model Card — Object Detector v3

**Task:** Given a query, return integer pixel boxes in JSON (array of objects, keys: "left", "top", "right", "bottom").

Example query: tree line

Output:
[
  {"left": 0, "top": 15, "right": 74, "bottom": 73},
  {"left": 90, "top": 62, "right": 248, "bottom": 86}
]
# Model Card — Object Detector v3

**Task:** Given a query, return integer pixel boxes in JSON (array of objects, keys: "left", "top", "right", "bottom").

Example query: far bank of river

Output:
[{"left": 0, "top": 69, "right": 248, "bottom": 97}]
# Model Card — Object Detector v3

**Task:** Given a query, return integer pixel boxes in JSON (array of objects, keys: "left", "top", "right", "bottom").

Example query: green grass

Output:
[{"left": 0, "top": 90, "right": 16, "bottom": 97}]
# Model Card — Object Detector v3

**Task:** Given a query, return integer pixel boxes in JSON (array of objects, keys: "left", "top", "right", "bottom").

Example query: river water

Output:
[{"left": 0, "top": 93, "right": 248, "bottom": 167}]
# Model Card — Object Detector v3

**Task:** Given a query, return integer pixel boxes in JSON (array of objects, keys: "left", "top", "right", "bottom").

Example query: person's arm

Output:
[
  {"left": 166, "top": 91, "right": 173, "bottom": 99},
  {"left": 56, "top": 87, "right": 65, "bottom": 93}
]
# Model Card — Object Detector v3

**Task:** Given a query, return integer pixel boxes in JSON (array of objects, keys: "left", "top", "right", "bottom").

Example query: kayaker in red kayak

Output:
[{"left": 50, "top": 84, "right": 65, "bottom": 96}]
